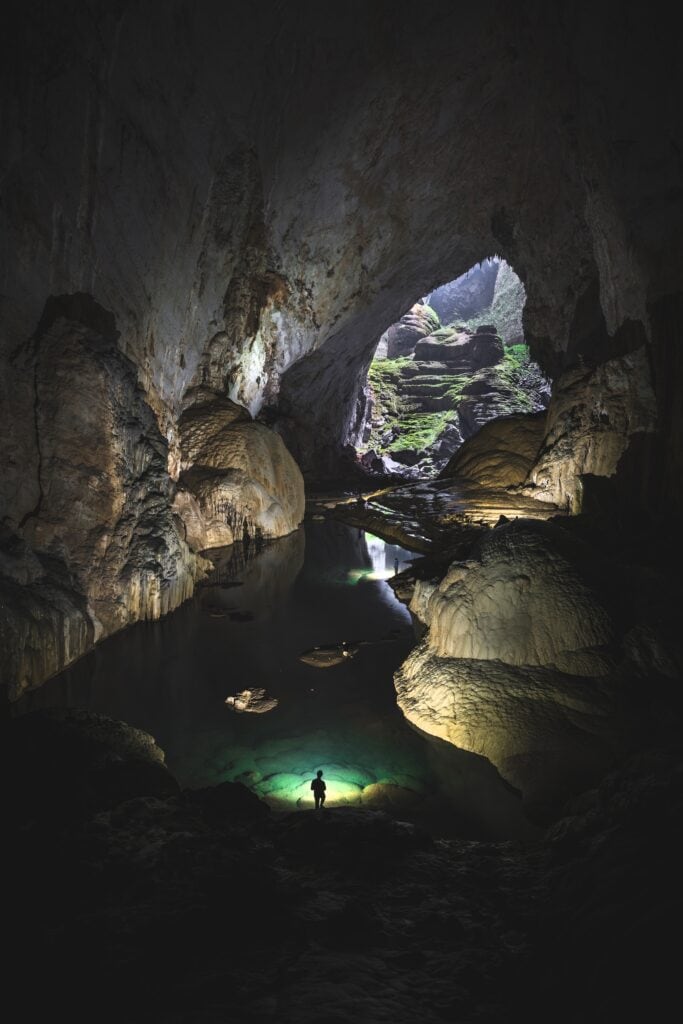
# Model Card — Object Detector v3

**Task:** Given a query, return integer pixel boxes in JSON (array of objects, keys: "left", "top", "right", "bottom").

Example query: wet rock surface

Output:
[
  {"left": 5, "top": 708, "right": 682, "bottom": 1023},
  {"left": 394, "top": 515, "right": 683, "bottom": 819}
]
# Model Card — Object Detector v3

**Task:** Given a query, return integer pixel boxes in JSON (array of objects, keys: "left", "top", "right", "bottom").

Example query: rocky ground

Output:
[
  {"left": 360, "top": 315, "right": 549, "bottom": 479},
  {"left": 5, "top": 707, "right": 682, "bottom": 1024}
]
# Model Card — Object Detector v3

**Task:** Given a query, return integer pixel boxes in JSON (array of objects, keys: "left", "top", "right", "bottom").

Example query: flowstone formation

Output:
[
  {"left": 394, "top": 517, "right": 680, "bottom": 820},
  {"left": 173, "top": 390, "right": 305, "bottom": 551},
  {"left": 0, "top": 303, "right": 304, "bottom": 700},
  {"left": 439, "top": 410, "right": 547, "bottom": 488},
  {"left": 0, "top": 301, "right": 207, "bottom": 700}
]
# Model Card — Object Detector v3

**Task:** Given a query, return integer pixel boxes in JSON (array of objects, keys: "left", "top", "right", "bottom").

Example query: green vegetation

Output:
[
  {"left": 362, "top": 339, "right": 546, "bottom": 467},
  {"left": 388, "top": 411, "right": 457, "bottom": 452}
]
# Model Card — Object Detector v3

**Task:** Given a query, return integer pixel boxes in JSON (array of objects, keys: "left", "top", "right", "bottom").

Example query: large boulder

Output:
[
  {"left": 4, "top": 708, "right": 179, "bottom": 826},
  {"left": 394, "top": 519, "right": 669, "bottom": 817},
  {"left": 384, "top": 303, "right": 440, "bottom": 359},
  {"left": 174, "top": 394, "right": 305, "bottom": 550},
  {"left": 440, "top": 410, "right": 547, "bottom": 486},
  {"left": 414, "top": 330, "right": 504, "bottom": 368}
]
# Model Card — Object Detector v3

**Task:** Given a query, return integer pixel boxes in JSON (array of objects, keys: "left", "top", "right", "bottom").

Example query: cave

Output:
[
  {"left": 357, "top": 257, "right": 550, "bottom": 478},
  {"left": 2, "top": 2, "right": 683, "bottom": 1022}
]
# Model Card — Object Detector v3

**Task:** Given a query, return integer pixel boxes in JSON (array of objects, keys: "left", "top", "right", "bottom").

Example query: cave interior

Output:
[{"left": 2, "top": 2, "right": 683, "bottom": 1022}]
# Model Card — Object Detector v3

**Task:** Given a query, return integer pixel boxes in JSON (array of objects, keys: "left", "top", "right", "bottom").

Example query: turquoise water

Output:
[{"left": 16, "top": 520, "right": 539, "bottom": 840}]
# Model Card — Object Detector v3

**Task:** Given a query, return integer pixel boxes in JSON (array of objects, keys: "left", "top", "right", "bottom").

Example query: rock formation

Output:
[
  {"left": 440, "top": 410, "right": 547, "bottom": 487},
  {"left": 522, "top": 346, "right": 658, "bottom": 511},
  {"left": 362, "top": 325, "right": 548, "bottom": 476},
  {"left": 0, "top": 299, "right": 208, "bottom": 699},
  {"left": 173, "top": 393, "right": 305, "bottom": 550},
  {"left": 383, "top": 303, "right": 440, "bottom": 359},
  {"left": 395, "top": 518, "right": 678, "bottom": 818},
  {"left": 1, "top": 0, "right": 679, "bottom": 537},
  {"left": 425, "top": 259, "right": 500, "bottom": 324}
]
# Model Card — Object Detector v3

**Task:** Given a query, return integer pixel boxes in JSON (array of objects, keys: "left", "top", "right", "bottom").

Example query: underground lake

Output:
[{"left": 15, "top": 519, "right": 540, "bottom": 841}]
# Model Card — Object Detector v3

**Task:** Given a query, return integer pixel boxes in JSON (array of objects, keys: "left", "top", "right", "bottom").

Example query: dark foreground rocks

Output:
[{"left": 4, "top": 709, "right": 683, "bottom": 1023}]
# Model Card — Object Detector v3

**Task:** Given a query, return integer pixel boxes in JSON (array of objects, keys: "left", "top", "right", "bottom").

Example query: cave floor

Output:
[{"left": 308, "top": 475, "right": 561, "bottom": 552}]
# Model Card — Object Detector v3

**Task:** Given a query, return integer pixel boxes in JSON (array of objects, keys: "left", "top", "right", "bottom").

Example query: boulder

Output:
[
  {"left": 440, "top": 410, "right": 547, "bottom": 486},
  {"left": 395, "top": 520, "right": 647, "bottom": 815},
  {"left": 384, "top": 303, "right": 440, "bottom": 359},
  {"left": 413, "top": 331, "right": 504, "bottom": 369},
  {"left": 174, "top": 396, "right": 305, "bottom": 550},
  {"left": 4, "top": 709, "right": 179, "bottom": 825},
  {"left": 225, "top": 687, "right": 279, "bottom": 713}
]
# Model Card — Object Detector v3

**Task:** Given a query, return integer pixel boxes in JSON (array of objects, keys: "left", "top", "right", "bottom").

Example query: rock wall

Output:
[
  {"left": 0, "top": 298, "right": 208, "bottom": 698},
  {"left": 425, "top": 260, "right": 500, "bottom": 325},
  {"left": 2, "top": 1, "right": 682, "bottom": 691},
  {"left": 3, "top": 2, "right": 676, "bottom": 492},
  {"left": 523, "top": 347, "right": 658, "bottom": 511}
]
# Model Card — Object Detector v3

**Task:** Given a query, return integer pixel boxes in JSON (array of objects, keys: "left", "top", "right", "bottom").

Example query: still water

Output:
[{"left": 17, "top": 520, "right": 539, "bottom": 840}]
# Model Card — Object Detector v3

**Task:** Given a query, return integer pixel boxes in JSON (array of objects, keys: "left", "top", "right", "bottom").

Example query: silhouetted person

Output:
[
  {"left": 394, "top": 557, "right": 399, "bottom": 574},
  {"left": 311, "top": 769, "right": 326, "bottom": 810}
]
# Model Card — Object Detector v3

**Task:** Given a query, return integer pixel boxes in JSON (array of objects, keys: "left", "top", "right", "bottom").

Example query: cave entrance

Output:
[{"left": 356, "top": 257, "right": 550, "bottom": 479}]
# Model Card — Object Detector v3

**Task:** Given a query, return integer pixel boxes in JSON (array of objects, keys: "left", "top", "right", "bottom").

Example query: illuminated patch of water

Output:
[{"left": 16, "top": 520, "right": 539, "bottom": 840}]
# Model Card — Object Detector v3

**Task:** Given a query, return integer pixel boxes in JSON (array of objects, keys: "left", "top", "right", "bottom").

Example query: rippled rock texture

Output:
[
  {"left": 440, "top": 411, "right": 547, "bottom": 487},
  {"left": 173, "top": 392, "right": 305, "bottom": 550},
  {"left": 0, "top": 299, "right": 207, "bottom": 698},
  {"left": 395, "top": 518, "right": 680, "bottom": 818}
]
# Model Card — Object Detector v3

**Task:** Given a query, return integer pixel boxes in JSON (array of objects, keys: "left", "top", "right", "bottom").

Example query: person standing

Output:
[{"left": 311, "top": 769, "right": 326, "bottom": 810}]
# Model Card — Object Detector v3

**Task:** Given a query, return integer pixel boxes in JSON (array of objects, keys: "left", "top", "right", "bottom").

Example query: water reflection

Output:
[{"left": 15, "top": 521, "right": 539, "bottom": 840}]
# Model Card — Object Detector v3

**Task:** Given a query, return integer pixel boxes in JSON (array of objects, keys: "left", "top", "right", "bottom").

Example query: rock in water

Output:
[
  {"left": 225, "top": 687, "right": 279, "bottom": 713},
  {"left": 299, "top": 642, "right": 360, "bottom": 667}
]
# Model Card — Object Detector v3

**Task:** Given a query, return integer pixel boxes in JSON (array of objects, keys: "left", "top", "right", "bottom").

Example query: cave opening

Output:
[{"left": 356, "top": 257, "right": 551, "bottom": 480}]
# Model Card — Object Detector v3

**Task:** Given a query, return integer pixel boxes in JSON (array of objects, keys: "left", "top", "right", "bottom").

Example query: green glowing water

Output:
[{"left": 17, "top": 520, "right": 539, "bottom": 839}]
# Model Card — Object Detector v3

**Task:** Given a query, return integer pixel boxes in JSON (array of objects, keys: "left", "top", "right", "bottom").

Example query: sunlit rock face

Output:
[
  {"left": 383, "top": 303, "right": 440, "bottom": 359},
  {"left": 440, "top": 411, "right": 547, "bottom": 487},
  {"left": 395, "top": 519, "right": 661, "bottom": 814},
  {"left": 425, "top": 260, "right": 500, "bottom": 324},
  {"left": 173, "top": 393, "right": 305, "bottom": 550}
]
